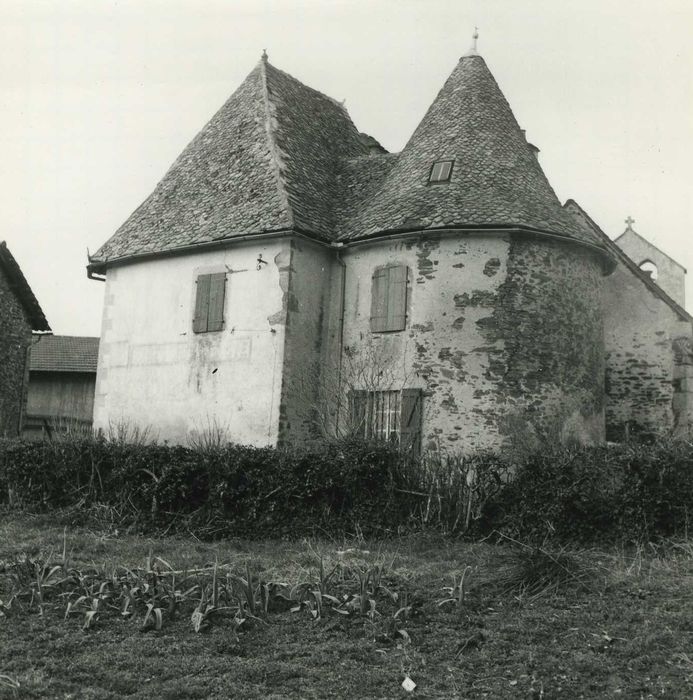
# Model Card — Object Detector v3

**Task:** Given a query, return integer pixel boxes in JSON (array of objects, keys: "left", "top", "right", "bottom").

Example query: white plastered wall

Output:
[{"left": 93, "top": 240, "right": 289, "bottom": 445}]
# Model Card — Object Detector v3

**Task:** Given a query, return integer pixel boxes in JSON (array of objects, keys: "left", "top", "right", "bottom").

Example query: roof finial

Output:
[
  {"left": 463, "top": 26, "right": 479, "bottom": 57},
  {"left": 625, "top": 215, "right": 635, "bottom": 231},
  {"left": 261, "top": 48, "right": 268, "bottom": 62}
]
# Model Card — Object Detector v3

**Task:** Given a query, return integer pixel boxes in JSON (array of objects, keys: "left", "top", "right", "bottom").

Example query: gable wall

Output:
[
  {"left": 615, "top": 229, "right": 686, "bottom": 307},
  {"left": 93, "top": 240, "right": 290, "bottom": 445},
  {"left": 604, "top": 260, "right": 693, "bottom": 439},
  {"left": 0, "top": 264, "right": 33, "bottom": 436}
]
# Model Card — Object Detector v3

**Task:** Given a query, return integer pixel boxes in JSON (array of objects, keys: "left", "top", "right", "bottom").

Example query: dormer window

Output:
[{"left": 429, "top": 160, "right": 454, "bottom": 183}]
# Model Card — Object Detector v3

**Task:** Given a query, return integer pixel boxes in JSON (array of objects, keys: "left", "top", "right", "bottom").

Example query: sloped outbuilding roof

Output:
[
  {"left": 0, "top": 241, "right": 50, "bottom": 331},
  {"left": 90, "top": 52, "right": 607, "bottom": 272},
  {"left": 564, "top": 200, "right": 691, "bottom": 322},
  {"left": 30, "top": 335, "right": 100, "bottom": 373}
]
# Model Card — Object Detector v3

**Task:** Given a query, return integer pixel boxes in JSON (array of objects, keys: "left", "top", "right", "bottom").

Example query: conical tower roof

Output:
[
  {"left": 91, "top": 58, "right": 368, "bottom": 266},
  {"left": 340, "top": 54, "right": 600, "bottom": 247}
]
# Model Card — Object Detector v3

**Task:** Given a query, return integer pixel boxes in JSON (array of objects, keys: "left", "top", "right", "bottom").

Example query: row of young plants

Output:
[
  {"left": 1, "top": 434, "right": 693, "bottom": 542},
  {"left": 0, "top": 539, "right": 427, "bottom": 646}
]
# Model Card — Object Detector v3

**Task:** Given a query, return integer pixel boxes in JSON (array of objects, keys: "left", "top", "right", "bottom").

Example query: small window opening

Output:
[
  {"left": 429, "top": 160, "right": 454, "bottom": 183},
  {"left": 639, "top": 260, "right": 658, "bottom": 281}
]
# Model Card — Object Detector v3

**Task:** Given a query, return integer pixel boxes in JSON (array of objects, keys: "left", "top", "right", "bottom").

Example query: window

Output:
[
  {"left": 350, "top": 389, "right": 422, "bottom": 453},
  {"left": 428, "top": 160, "right": 454, "bottom": 183},
  {"left": 371, "top": 264, "right": 408, "bottom": 332},
  {"left": 638, "top": 260, "right": 658, "bottom": 281},
  {"left": 193, "top": 272, "right": 227, "bottom": 333}
]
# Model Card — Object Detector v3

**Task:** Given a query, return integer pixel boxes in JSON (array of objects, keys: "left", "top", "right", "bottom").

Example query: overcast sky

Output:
[{"left": 2, "top": 0, "right": 691, "bottom": 336}]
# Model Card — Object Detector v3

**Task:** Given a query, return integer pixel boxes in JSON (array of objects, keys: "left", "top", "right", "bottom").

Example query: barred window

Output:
[{"left": 350, "top": 389, "right": 422, "bottom": 453}]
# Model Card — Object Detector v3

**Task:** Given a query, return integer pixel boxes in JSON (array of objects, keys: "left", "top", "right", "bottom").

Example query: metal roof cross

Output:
[{"left": 625, "top": 216, "right": 635, "bottom": 229}]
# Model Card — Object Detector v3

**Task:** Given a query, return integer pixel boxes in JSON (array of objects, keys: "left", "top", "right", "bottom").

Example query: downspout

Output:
[{"left": 333, "top": 244, "right": 347, "bottom": 436}]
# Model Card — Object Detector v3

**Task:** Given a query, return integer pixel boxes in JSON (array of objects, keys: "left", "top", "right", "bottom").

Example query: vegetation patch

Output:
[
  {"left": 1, "top": 434, "right": 693, "bottom": 544},
  {"left": 1, "top": 515, "right": 693, "bottom": 698}
]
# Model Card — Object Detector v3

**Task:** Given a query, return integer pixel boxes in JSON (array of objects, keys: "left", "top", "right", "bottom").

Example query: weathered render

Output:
[
  {"left": 0, "top": 242, "right": 50, "bottom": 436},
  {"left": 94, "top": 241, "right": 291, "bottom": 444},
  {"left": 88, "top": 49, "right": 690, "bottom": 449}
]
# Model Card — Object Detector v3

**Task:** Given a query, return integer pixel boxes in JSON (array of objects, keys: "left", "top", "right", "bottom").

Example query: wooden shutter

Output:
[
  {"left": 193, "top": 274, "right": 211, "bottom": 333},
  {"left": 387, "top": 265, "right": 408, "bottom": 331},
  {"left": 370, "top": 265, "right": 408, "bottom": 333},
  {"left": 193, "top": 272, "right": 226, "bottom": 333},
  {"left": 400, "top": 389, "right": 422, "bottom": 455},
  {"left": 370, "top": 268, "right": 388, "bottom": 332},
  {"left": 207, "top": 273, "right": 226, "bottom": 332},
  {"left": 350, "top": 390, "right": 368, "bottom": 438}
]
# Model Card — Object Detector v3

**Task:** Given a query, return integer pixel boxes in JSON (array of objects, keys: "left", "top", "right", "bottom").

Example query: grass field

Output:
[{"left": 1, "top": 513, "right": 692, "bottom": 699}]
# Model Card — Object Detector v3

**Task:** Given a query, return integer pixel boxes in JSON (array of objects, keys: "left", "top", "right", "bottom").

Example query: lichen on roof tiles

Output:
[
  {"left": 91, "top": 53, "right": 607, "bottom": 268},
  {"left": 341, "top": 55, "right": 601, "bottom": 245}
]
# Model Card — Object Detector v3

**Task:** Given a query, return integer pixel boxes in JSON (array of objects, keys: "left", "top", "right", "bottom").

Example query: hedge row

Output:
[
  {"left": 484, "top": 441, "right": 693, "bottom": 543},
  {"left": 1, "top": 435, "right": 692, "bottom": 543},
  {"left": 0, "top": 438, "right": 427, "bottom": 537}
]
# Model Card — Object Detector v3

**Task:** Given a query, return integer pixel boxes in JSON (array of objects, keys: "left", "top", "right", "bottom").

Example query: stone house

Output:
[
  {"left": 88, "top": 48, "right": 692, "bottom": 451},
  {"left": 23, "top": 335, "right": 100, "bottom": 439},
  {"left": 0, "top": 241, "right": 51, "bottom": 437}
]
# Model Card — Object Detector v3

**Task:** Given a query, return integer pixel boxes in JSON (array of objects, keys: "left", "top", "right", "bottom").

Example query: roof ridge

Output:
[
  {"left": 264, "top": 61, "right": 351, "bottom": 115},
  {"left": 259, "top": 60, "right": 295, "bottom": 228}
]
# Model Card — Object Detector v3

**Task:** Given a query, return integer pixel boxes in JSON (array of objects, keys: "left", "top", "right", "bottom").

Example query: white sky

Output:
[{"left": 1, "top": 0, "right": 691, "bottom": 335}]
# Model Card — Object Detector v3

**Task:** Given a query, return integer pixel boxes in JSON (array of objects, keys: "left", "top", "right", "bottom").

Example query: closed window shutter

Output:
[
  {"left": 370, "top": 268, "right": 388, "bottom": 332},
  {"left": 350, "top": 390, "right": 368, "bottom": 438},
  {"left": 207, "top": 272, "right": 226, "bottom": 332},
  {"left": 387, "top": 265, "right": 408, "bottom": 331},
  {"left": 371, "top": 265, "right": 408, "bottom": 333},
  {"left": 400, "top": 389, "right": 422, "bottom": 455},
  {"left": 193, "top": 274, "right": 211, "bottom": 333}
]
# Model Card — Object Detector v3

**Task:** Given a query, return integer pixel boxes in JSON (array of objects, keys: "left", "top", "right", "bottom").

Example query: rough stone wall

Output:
[
  {"left": 604, "top": 259, "right": 693, "bottom": 440},
  {"left": 93, "top": 240, "right": 288, "bottom": 445},
  {"left": 0, "top": 265, "right": 33, "bottom": 437},
  {"left": 615, "top": 229, "right": 686, "bottom": 307},
  {"left": 672, "top": 338, "right": 693, "bottom": 436},
  {"left": 338, "top": 233, "right": 605, "bottom": 452}
]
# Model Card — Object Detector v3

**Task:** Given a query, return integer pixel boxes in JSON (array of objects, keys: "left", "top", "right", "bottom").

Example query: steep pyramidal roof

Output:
[
  {"left": 90, "top": 52, "right": 605, "bottom": 270},
  {"left": 91, "top": 58, "right": 369, "bottom": 265}
]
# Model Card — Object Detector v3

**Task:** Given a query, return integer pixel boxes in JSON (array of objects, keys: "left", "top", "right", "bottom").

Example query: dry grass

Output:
[{"left": 1, "top": 513, "right": 693, "bottom": 698}]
